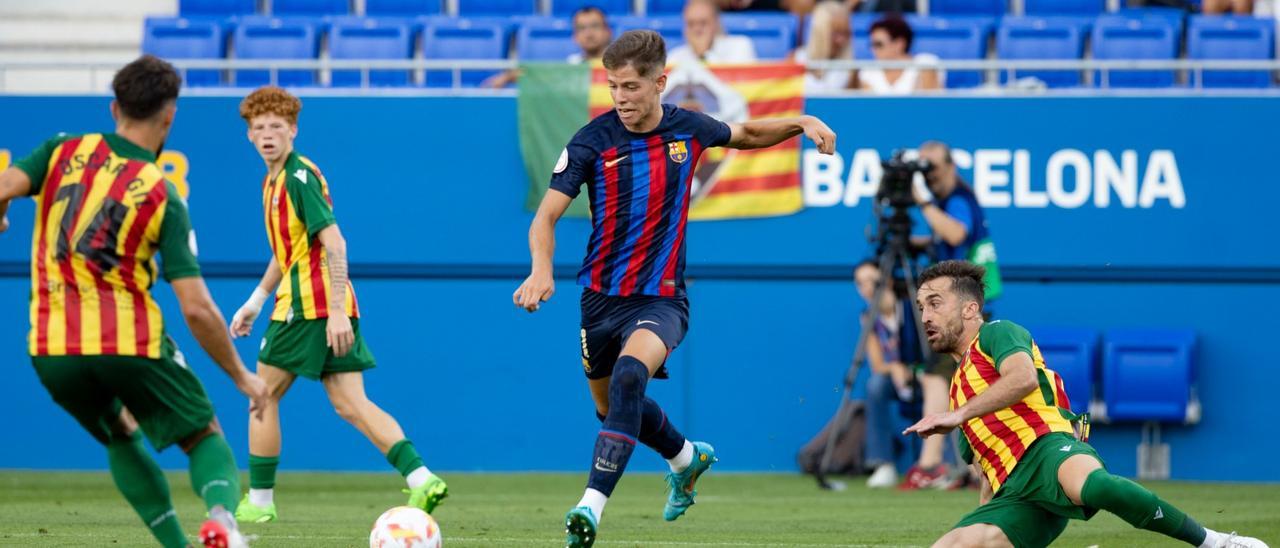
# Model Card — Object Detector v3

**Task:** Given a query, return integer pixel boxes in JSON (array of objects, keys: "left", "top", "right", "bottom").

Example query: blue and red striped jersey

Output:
[{"left": 550, "top": 104, "right": 731, "bottom": 298}]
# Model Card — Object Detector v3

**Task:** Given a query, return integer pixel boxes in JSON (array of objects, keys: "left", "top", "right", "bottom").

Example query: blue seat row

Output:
[
  {"left": 179, "top": 0, "right": 689, "bottom": 18},
  {"left": 824, "top": 13, "right": 1273, "bottom": 88},
  {"left": 1030, "top": 327, "right": 1198, "bottom": 424},
  {"left": 143, "top": 13, "right": 799, "bottom": 87}
]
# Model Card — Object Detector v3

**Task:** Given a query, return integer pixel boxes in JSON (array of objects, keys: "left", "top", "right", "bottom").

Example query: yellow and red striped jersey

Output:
[
  {"left": 15, "top": 133, "right": 201, "bottom": 358},
  {"left": 950, "top": 320, "right": 1075, "bottom": 492},
  {"left": 261, "top": 151, "right": 358, "bottom": 321}
]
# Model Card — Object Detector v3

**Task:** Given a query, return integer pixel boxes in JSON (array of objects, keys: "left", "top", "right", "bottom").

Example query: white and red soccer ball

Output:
[{"left": 369, "top": 506, "right": 442, "bottom": 548}]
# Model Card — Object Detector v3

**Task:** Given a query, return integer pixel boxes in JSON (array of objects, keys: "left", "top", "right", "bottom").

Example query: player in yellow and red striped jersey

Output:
[
  {"left": 904, "top": 261, "right": 1265, "bottom": 548},
  {"left": 0, "top": 55, "right": 264, "bottom": 548},
  {"left": 226, "top": 87, "right": 446, "bottom": 523}
]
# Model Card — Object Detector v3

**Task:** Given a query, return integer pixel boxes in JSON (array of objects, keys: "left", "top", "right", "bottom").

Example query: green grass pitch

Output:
[{"left": 1, "top": 471, "right": 1276, "bottom": 546}]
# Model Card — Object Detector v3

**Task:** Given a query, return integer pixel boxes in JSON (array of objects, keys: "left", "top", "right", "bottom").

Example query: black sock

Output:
[
  {"left": 586, "top": 356, "right": 647, "bottom": 496},
  {"left": 595, "top": 398, "right": 686, "bottom": 460}
]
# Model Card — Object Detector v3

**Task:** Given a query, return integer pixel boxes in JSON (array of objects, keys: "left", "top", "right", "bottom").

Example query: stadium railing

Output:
[{"left": 2, "top": 59, "right": 1279, "bottom": 93}]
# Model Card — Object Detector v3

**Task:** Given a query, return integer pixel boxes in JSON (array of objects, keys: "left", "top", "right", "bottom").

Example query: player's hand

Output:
[
  {"left": 235, "top": 371, "right": 269, "bottom": 421},
  {"left": 326, "top": 313, "right": 355, "bottom": 358},
  {"left": 0, "top": 215, "right": 8, "bottom": 234},
  {"left": 903, "top": 410, "right": 964, "bottom": 438},
  {"left": 230, "top": 306, "right": 259, "bottom": 338},
  {"left": 513, "top": 271, "right": 555, "bottom": 313},
  {"left": 801, "top": 115, "right": 836, "bottom": 155}
]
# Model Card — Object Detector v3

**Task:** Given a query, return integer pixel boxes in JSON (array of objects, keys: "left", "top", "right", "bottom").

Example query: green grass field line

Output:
[{"left": 2, "top": 471, "right": 1276, "bottom": 547}]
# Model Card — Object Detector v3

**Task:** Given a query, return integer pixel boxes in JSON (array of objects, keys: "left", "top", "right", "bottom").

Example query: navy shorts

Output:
[{"left": 579, "top": 288, "right": 689, "bottom": 380}]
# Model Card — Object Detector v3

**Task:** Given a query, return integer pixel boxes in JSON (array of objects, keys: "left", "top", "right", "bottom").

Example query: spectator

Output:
[
  {"left": 795, "top": 1, "right": 855, "bottom": 91},
  {"left": 667, "top": 0, "right": 758, "bottom": 66},
  {"left": 856, "top": 16, "right": 941, "bottom": 94},
  {"left": 484, "top": 6, "right": 612, "bottom": 88},
  {"left": 717, "top": 0, "right": 817, "bottom": 15},
  {"left": 854, "top": 260, "right": 914, "bottom": 489},
  {"left": 848, "top": 0, "right": 917, "bottom": 12},
  {"left": 1202, "top": 0, "right": 1253, "bottom": 14}
]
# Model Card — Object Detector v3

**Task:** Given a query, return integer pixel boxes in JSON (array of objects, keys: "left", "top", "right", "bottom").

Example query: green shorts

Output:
[
  {"left": 31, "top": 336, "right": 216, "bottom": 450},
  {"left": 258, "top": 317, "right": 375, "bottom": 380},
  {"left": 954, "top": 432, "right": 1104, "bottom": 548}
]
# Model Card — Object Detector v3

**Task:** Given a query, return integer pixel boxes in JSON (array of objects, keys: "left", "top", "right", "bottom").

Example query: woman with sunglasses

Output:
[{"left": 857, "top": 16, "right": 942, "bottom": 94}]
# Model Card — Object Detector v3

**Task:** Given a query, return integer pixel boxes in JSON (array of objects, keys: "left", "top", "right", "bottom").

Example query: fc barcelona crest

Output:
[{"left": 667, "top": 140, "right": 689, "bottom": 164}]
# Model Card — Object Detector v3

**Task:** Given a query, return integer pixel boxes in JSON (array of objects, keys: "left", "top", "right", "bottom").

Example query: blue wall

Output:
[{"left": 1, "top": 95, "right": 1276, "bottom": 480}]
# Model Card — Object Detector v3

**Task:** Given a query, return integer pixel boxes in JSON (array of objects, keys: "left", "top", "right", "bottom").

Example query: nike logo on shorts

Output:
[{"left": 637, "top": 320, "right": 660, "bottom": 327}]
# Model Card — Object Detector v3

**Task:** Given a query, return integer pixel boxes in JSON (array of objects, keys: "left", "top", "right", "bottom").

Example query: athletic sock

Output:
[
  {"left": 248, "top": 488, "right": 273, "bottom": 507},
  {"left": 576, "top": 488, "right": 608, "bottom": 522},
  {"left": 406, "top": 467, "right": 433, "bottom": 489},
  {"left": 1080, "top": 468, "right": 1207, "bottom": 546},
  {"left": 248, "top": 454, "right": 279, "bottom": 493},
  {"left": 668, "top": 440, "right": 695, "bottom": 473},
  {"left": 640, "top": 398, "right": 687, "bottom": 460},
  {"left": 188, "top": 434, "right": 241, "bottom": 512},
  {"left": 386, "top": 439, "right": 427, "bottom": 481},
  {"left": 585, "top": 356, "right": 648, "bottom": 499},
  {"left": 107, "top": 432, "right": 187, "bottom": 548},
  {"left": 596, "top": 398, "right": 688, "bottom": 461}
]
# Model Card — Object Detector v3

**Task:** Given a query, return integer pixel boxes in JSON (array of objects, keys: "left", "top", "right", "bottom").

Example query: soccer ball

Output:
[{"left": 369, "top": 506, "right": 442, "bottom": 548}]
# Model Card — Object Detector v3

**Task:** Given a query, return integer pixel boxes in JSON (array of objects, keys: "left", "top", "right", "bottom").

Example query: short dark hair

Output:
[
  {"left": 572, "top": 5, "right": 607, "bottom": 23},
  {"left": 603, "top": 30, "right": 666, "bottom": 78},
  {"left": 920, "top": 140, "right": 953, "bottom": 165},
  {"left": 918, "top": 260, "right": 986, "bottom": 307},
  {"left": 112, "top": 55, "right": 181, "bottom": 120},
  {"left": 870, "top": 16, "right": 913, "bottom": 52}
]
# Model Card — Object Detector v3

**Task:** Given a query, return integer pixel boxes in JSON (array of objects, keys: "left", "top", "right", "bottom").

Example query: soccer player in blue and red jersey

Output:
[{"left": 513, "top": 30, "right": 837, "bottom": 548}]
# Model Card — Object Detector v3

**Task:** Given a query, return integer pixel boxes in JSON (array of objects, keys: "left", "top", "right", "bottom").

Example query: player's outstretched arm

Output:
[
  {"left": 316, "top": 224, "right": 355, "bottom": 357},
  {"left": 903, "top": 352, "right": 1038, "bottom": 438},
  {"left": 172, "top": 276, "right": 268, "bottom": 418},
  {"left": 725, "top": 115, "right": 836, "bottom": 154},
  {"left": 514, "top": 189, "right": 573, "bottom": 313},
  {"left": 230, "top": 257, "right": 283, "bottom": 338},
  {"left": 0, "top": 167, "right": 33, "bottom": 234}
]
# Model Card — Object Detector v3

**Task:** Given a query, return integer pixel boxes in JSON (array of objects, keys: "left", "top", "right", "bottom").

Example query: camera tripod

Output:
[{"left": 813, "top": 203, "right": 937, "bottom": 490}]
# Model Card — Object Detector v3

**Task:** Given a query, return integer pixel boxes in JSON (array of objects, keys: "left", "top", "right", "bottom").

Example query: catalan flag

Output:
[{"left": 519, "top": 62, "right": 806, "bottom": 220}]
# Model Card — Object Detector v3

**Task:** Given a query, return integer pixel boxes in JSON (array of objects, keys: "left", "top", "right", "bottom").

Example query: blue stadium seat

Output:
[
  {"left": 551, "top": 0, "right": 631, "bottom": 16},
  {"left": 930, "top": 0, "right": 1005, "bottom": 17},
  {"left": 647, "top": 0, "right": 686, "bottom": 14},
  {"left": 422, "top": 19, "right": 508, "bottom": 87},
  {"left": 1092, "top": 15, "right": 1178, "bottom": 88},
  {"left": 272, "top": 0, "right": 349, "bottom": 16},
  {"left": 365, "top": 0, "right": 440, "bottom": 16},
  {"left": 517, "top": 18, "right": 581, "bottom": 61},
  {"left": 721, "top": 13, "right": 797, "bottom": 60},
  {"left": 1024, "top": 0, "right": 1105, "bottom": 15},
  {"left": 1101, "top": 328, "right": 1198, "bottom": 423},
  {"left": 329, "top": 19, "right": 414, "bottom": 87},
  {"left": 613, "top": 15, "right": 685, "bottom": 51},
  {"left": 143, "top": 18, "right": 226, "bottom": 87},
  {"left": 850, "top": 14, "right": 878, "bottom": 60},
  {"left": 1188, "top": 16, "right": 1275, "bottom": 88},
  {"left": 458, "top": 0, "right": 537, "bottom": 16},
  {"left": 997, "top": 16, "right": 1086, "bottom": 87},
  {"left": 179, "top": 0, "right": 256, "bottom": 18},
  {"left": 232, "top": 18, "right": 320, "bottom": 87},
  {"left": 907, "top": 16, "right": 989, "bottom": 88},
  {"left": 1116, "top": 6, "right": 1187, "bottom": 36},
  {"left": 1029, "top": 327, "right": 1098, "bottom": 416}
]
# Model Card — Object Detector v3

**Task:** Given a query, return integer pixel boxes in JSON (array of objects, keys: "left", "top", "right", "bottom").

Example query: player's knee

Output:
[
  {"left": 935, "top": 525, "right": 1010, "bottom": 548},
  {"left": 610, "top": 359, "right": 648, "bottom": 398}
]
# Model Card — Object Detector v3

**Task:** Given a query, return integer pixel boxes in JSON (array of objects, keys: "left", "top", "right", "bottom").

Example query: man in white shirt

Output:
[{"left": 667, "top": 0, "right": 757, "bottom": 66}]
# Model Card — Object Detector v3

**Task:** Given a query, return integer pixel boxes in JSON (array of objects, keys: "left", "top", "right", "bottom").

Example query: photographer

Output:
[
  {"left": 897, "top": 140, "right": 997, "bottom": 490},
  {"left": 913, "top": 140, "right": 989, "bottom": 264}
]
